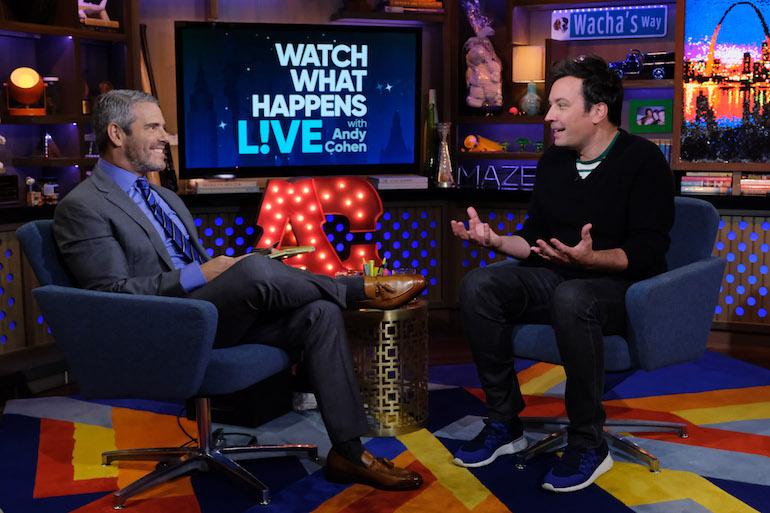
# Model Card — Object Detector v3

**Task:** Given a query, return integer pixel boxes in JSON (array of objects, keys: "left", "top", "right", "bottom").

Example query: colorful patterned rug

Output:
[{"left": 1, "top": 352, "right": 769, "bottom": 513}]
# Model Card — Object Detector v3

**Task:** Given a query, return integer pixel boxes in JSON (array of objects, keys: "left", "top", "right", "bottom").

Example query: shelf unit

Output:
[
  {"left": 0, "top": 0, "right": 139, "bottom": 206},
  {"left": 448, "top": 0, "right": 678, "bottom": 192}
]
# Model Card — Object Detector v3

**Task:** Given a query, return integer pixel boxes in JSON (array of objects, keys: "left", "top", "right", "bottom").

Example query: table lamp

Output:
[
  {"left": 512, "top": 46, "right": 544, "bottom": 116},
  {"left": 6, "top": 67, "right": 47, "bottom": 116}
]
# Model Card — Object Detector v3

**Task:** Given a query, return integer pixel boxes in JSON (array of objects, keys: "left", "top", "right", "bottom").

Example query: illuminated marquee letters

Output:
[{"left": 255, "top": 177, "right": 383, "bottom": 275}]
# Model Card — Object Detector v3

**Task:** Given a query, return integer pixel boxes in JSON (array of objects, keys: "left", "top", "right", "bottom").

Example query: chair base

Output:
[
  {"left": 102, "top": 398, "right": 318, "bottom": 509},
  {"left": 514, "top": 417, "right": 688, "bottom": 473}
]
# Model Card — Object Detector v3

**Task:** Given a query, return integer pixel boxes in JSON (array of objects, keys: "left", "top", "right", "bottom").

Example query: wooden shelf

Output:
[
  {"left": 330, "top": 10, "right": 445, "bottom": 25},
  {"left": 457, "top": 151, "right": 542, "bottom": 160},
  {"left": 623, "top": 79, "right": 675, "bottom": 88},
  {"left": 1, "top": 114, "right": 90, "bottom": 125},
  {"left": 0, "top": 20, "right": 127, "bottom": 42},
  {"left": 457, "top": 115, "right": 546, "bottom": 124},
  {"left": 12, "top": 157, "right": 97, "bottom": 167}
]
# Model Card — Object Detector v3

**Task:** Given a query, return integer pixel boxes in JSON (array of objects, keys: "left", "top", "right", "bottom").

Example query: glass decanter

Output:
[{"left": 435, "top": 122, "right": 456, "bottom": 188}]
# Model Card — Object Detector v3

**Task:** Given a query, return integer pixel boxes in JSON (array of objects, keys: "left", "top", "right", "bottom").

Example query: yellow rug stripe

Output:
[
  {"left": 72, "top": 423, "right": 119, "bottom": 480},
  {"left": 673, "top": 401, "right": 770, "bottom": 425},
  {"left": 520, "top": 366, "right": 566, "bottom": 396},
  {"left": 470, "top": 493, "right": 512, "bottom": 513},
  {"left": 398, "top": 429, "right": 491, "bottom": 510},
  {"left": 598, "top": 461, "right": 760, "bottom": 513},
  {"left": 604, "top": 385, "right": 770, "bottom": 413},
  {"left": 516, "top": 362, "right": 558, "bottom": 386}
]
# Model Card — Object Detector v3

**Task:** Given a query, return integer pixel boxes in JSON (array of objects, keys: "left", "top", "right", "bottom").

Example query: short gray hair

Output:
[{"left": 93, "top": 89, "right": 159, "bottom": 151}]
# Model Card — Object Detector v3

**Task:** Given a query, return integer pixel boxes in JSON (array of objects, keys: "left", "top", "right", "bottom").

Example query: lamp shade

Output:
[
  {"left": 512, "top": 46, "right": 544, "bottom": 83},
  {"left": 9, "top": 67, "right": 45, "bottom": 105}
]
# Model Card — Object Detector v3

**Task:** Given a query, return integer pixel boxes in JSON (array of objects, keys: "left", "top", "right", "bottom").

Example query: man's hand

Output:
[
  {"left": 450, "top": 206, "right": 501, "bottom": 249},
  {"left": 200, "top": 254, "right": 251, "bottom": 282},
  {"left": 532, "top": 223, "right": 628, "bottom": 272}
]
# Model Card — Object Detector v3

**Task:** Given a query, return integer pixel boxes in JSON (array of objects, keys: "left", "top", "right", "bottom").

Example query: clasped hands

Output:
[{"left": 450, "top": 206, "right": 596, "bottom": 269}]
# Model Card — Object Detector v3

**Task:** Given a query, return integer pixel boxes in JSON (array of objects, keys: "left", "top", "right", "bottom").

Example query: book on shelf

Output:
[
  {"left": 194, "top": 180, "right": 260, "bottom": 194},
  {"left": 368, "top": 174, "right": 428, "bottom": 189},
  {"left": 383, "top": 5, "right": 445, "bottom": 13},
  {"left": 387, "top": 0, "right": 443, "bottom": 7},
  {"left": 685, "top": 171, "right": 733, "bottom": 177},
  {"left": 680, "top": 179, "right": 732, "bottom": 187},
  {"left": 680, "top": 186, "right": 732, "bottom": 195}
]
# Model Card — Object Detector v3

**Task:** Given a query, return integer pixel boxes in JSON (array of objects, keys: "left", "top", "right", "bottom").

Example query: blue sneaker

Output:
[
  {"left": 542, "top": 440, "right": 613, "bottom": 493},
  {"left": 452, "top": 420, "right": 528, "bottom": 468}
]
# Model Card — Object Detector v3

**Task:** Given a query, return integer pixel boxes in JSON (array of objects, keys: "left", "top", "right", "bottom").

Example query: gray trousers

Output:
[{"left": 190, "top": 254, "right": 368, "bottom": 445}]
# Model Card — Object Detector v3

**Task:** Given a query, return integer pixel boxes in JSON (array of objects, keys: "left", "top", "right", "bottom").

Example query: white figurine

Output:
[
  {"left": 78, "top": 0, "right": 111, "bottom": 23},
  {"left": 464, "top": 37, "right": 502, "bottom": 109}
]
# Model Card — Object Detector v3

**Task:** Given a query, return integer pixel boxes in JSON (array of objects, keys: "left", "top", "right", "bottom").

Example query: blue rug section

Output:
[
  {"left": 706, "top": 476, "right": 770, "bottom": 513},
  {"left": 194, "top": 456, "right": 311, "bottom": 513},
  {"left": 428, "top": 359, "right": 540, "bottom": 388},
  {"left": 425, "top": 387, "right": 486, "bottom": 433},
  {"left": 0, "top": 414, "right": 107, "bottom": 513},
  {"left": 605, "top": 351, "right": 770, "bottom": 400}
]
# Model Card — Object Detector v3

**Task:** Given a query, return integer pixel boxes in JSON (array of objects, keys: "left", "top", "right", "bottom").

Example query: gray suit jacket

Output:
[{"left": 53, "top": 163, "right": 210, "bottom": 297}]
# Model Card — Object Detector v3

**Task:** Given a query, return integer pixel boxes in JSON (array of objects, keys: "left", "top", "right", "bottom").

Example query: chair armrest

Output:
[
  {"left": 625, "top": 257, "right": 726, "bottom": 371},
  {"left": 33, "top": 285, "right": 219, "bottom": 401}
]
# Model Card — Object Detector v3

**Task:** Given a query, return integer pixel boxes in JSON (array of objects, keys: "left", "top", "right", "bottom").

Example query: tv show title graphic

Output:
[{"left": 240, "top": 43, "right": 369, "bottom": 157}]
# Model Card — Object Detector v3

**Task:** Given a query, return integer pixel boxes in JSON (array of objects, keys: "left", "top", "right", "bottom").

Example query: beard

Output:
[{"left": 125, "top": 139, "right": 166, "bottom": 174}]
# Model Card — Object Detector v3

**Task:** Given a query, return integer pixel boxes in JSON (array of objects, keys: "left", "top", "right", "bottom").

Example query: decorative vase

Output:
[
  {"left": 520, "top": 82, "right": 542, "bottom": 116},
  {"left": 435, "top": 123, "right": 456, "bottom": 188}
]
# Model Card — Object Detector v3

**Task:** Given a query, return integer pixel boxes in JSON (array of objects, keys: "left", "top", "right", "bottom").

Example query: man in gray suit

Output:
[{"left": 53, "top": 89, "right": 425, "bottom": 491}]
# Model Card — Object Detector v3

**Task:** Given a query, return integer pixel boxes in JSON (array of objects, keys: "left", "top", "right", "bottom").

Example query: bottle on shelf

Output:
[{"left": 422, "top": 89, "right": 438, "bottom": 179}]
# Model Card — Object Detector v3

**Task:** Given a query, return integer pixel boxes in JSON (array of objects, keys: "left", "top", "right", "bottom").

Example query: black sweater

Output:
[{"left": 517, "top": 129, "right": 675, "bottom": 282}]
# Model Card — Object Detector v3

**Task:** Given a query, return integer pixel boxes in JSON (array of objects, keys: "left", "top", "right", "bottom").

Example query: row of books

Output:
[
  {"left": 741, "top": 174, "right": 770, "bottom": 195},
  {"left": 651, "top": 138, "right": 672, "bottom": 164},
  {"left": 680, "top": 172, "right": 732, "bottom": 195},
  {"left": 378, "top": 0, "right": 444, "bottom": 14}
]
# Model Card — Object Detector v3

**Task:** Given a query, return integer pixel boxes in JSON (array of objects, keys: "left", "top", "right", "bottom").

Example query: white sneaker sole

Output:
[
  {"left": 542, "top": 453, "right": 614, "bottom": 493},
  {"left": 453, "top": 435, "right": 528, "bottom": 468}
]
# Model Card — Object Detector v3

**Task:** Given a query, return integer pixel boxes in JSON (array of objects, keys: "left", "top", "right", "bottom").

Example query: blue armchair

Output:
[
  {"left": 510, "top": 196, "right": 727, "bottom": 472},
  {"left": 16, "top": 219, "right": 317, "bottom": 508}
]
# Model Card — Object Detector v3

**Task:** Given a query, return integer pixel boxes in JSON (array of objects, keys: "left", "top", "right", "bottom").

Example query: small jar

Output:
[{"left": 40, "top": 177, "right": 59, "bottom": 205}]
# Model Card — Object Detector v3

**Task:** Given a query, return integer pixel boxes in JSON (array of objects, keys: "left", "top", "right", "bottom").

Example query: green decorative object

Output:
[{"left": 515, "top": 138, "right": 531, "bottom": 152}]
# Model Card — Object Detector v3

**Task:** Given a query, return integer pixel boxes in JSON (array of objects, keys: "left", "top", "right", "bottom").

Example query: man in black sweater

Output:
[{"left": 449, "top": 55, "right": 674, "bottom": 492}]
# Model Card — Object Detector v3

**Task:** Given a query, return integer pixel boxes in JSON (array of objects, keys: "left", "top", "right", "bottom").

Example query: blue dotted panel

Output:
[{"left": 713, "top": 215, "right": 770, "bottom": 323}]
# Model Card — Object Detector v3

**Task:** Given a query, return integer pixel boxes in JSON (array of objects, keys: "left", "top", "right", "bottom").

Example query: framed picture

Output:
[
  {"left": 672, "top": 0, "right": 770, "bottom": 170},
  {"left": 629, "top": 99, "right": 673, "bottom": 133}
]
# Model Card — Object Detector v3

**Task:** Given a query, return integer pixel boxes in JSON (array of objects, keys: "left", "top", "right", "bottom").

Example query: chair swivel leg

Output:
[{"left": 111, "top": 453, "right": 206, "bottom": 509}]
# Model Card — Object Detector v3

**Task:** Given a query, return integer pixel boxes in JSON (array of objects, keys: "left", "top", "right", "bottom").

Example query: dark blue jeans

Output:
[{"left": 460, "top": 259, "right": 632, "bottom": 449}]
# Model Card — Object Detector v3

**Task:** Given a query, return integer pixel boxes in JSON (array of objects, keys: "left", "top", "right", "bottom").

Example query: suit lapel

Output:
[{"left": 90, "top": 166, "right": 175, "bottom": 269}]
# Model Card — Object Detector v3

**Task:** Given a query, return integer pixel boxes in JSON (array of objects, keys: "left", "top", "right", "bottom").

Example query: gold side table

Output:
[{"left": 343, "top": 299, "right": 429, "bottom": 436}]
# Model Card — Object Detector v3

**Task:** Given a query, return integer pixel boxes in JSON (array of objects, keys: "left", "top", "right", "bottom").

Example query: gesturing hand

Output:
[
  {"left": 532, "top": 223, "right": 595, "bottom": 267},
  {"left": 450, "top": 206, "right": 502, "bottom": 249}
]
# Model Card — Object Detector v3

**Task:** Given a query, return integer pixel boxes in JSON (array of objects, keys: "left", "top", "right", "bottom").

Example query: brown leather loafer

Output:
[
  {"left": 350, "top": 275, "right": 426, "bottom": 310},
  {"left": 325, "top": 449, "right": 423, "bottom": 491}
]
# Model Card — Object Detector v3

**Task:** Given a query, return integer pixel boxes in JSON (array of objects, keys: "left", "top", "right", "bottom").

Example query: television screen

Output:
[{"left": 174, "top": 21, "right": 422, "bottom": 179}]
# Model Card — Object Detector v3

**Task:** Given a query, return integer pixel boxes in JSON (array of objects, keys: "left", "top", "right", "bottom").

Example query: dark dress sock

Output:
[
  {"left": 336, "top": 276, "right": 367, "bottom": 302},
  {"left": 332, "top": 438, "right": 366, "bottom": 467}
]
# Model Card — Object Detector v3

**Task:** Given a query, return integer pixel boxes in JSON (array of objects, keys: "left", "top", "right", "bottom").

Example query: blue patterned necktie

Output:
[{"left": 135, "top": 177, "right": 203, "bottom": 264}]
